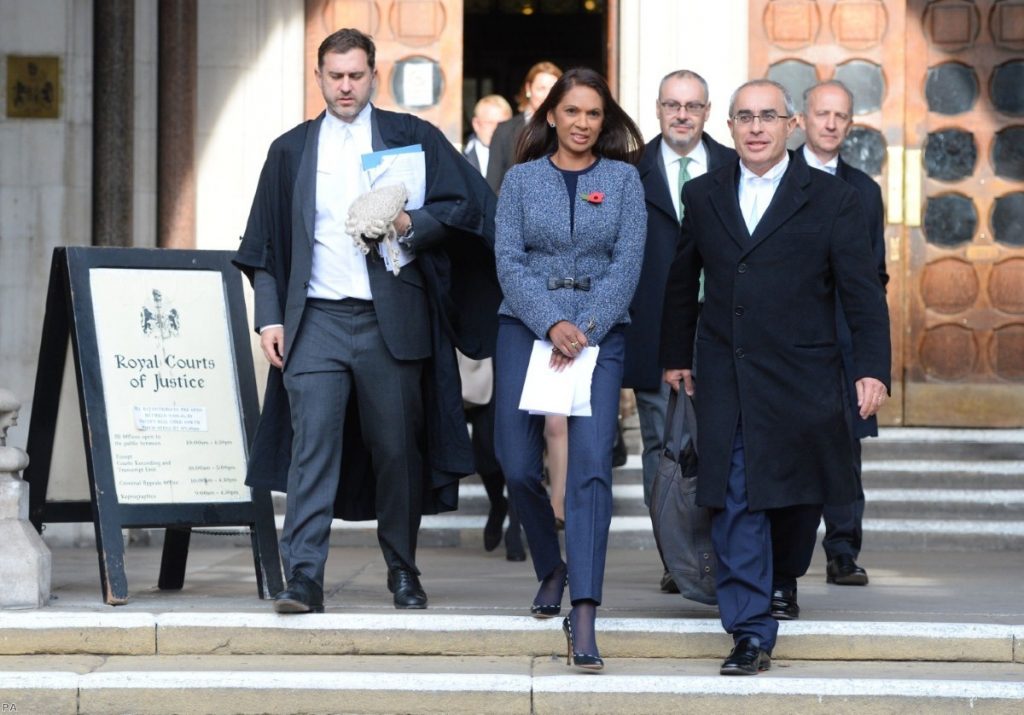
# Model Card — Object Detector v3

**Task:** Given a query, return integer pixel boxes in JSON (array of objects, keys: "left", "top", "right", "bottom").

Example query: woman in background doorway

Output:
[{"left": 485, "top": 61, "right": 562, "bottom": 194}]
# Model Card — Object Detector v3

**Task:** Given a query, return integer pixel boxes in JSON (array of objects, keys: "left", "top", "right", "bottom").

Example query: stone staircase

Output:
[
  {"left": 40, "top": 427, "right": 1024, "bottom": 552},
  {"left": 264, "top": 427, "right": 1024, "bottom": 553},
  {"left": 11, "top": 427, "right": 1022, "bottom": 713},
  {"left": 2, "top": 610, "right": 1023, "bottom": 713}
]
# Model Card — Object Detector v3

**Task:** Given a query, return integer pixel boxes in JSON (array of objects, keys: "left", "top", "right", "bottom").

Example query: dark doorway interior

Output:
[{"left": 462, "top": 0, "right": 608, "bottom": 142}]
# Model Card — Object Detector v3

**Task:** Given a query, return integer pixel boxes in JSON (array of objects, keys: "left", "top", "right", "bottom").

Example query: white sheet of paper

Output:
[
  {"left": 362, "top": 148, "right": 426, "bottom": 209},
  {"left": 518, "top": 340, "right": 600, "bottom": 417},
  {"left": 402, "top": 63, "right": 435, "bottom": 107},
  {"left": 380, "top": 240, "right": 416, "bottom": 272}
]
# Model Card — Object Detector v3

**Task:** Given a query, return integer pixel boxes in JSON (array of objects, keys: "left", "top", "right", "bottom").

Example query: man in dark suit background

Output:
[
  {"left": 792, "top": 79, "right": 889, "bottom": 593},
  {"left": 626, "top": 69, "right": 736, "bottom": 593},
  {"left": 235, "top": 28, "right": 497, "bottom": 614},
  {"left": 463, "top": 94, "right": 512, "bottom": 178},
  {"left": 660, "top": 79, "right": 891, "bottom": 675}
]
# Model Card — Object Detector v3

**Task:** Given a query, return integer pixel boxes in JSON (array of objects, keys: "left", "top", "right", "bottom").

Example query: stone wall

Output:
[
  {"left": 0, "top": 0, "right": 303, "bottom": 452},
  {"left": 618, "top": 0, "right": 749, "bottom": 143}
]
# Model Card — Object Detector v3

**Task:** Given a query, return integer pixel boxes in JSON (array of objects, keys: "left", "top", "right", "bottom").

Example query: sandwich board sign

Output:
[{"left": 24, "top": 247, "right": 282, "bottom": 605}]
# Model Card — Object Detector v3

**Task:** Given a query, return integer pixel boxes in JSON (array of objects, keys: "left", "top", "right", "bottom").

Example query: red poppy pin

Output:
[{"left": 581, "top": 191, "right": 605, "bottom": 205}]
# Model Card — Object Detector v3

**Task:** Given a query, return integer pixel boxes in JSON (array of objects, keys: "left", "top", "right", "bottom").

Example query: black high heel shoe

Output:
[
  {"left": 562, "top": 615, "right": 603, "bottom": 670},
  {"left": 530, "top": 571, "right": 568, "bottom": 618}
]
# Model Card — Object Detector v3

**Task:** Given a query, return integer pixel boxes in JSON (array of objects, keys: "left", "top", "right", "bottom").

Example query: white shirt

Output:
[
  {"left": 467, "top": 136, "right": 490, "bottom": 177},
  {"left": 738, "top": 152, "right": 789, "bottom": 236},
  {"left": 802, "top": 144, "right": 838, "bottom": 175},
  {"left": 308, "top": 104, "right": 374, "bottom": 301},
  {"left": 660, "top": 138, "right": 708, "bottom": 222}
]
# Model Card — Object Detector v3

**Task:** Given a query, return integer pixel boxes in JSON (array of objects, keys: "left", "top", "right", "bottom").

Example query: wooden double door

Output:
[
  {"left": 751, "top": 0, "right": 1024, "bottom": 426},
  {"left": 303, "top": 0, "right": 465, "bottom": 140}
]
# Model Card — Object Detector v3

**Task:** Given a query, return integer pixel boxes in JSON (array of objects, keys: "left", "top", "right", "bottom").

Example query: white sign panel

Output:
[
  {"left": 90, "top": 268, "right": 249, "bottom": 504},
  {"left": 402, "top": 61, "right": 435, "bottom": 107}
]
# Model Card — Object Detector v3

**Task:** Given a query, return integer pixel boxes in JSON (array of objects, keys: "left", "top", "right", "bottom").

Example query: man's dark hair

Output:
[
  {"left": 515, "top": 67, "right": 644, "bottom": 165},
  {"left": 318, "top": 28, "right": 376, "bottom": 70}
]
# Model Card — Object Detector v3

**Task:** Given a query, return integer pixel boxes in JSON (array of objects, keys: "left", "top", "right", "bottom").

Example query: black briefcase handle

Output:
[{"left": 663, "top": 388, "right": 698, "bottom": 462}]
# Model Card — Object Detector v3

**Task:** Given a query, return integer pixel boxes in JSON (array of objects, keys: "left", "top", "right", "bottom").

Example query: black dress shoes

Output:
[
  {"left": 273, "top": 572, "right": 324, "bottom": 614},
  {"left": 770, "top": 587, "right": 800, "bottom": 620},
  {"left": 483, "top": 495, "right": 508, "bottom": 552},
  {"left": 388, "top": 568, "right": 428, "bottom": 609},
  {"left": 720, "top": 637, "right": 771, "bottom": 675},
  {"left": 827, "top": 553, "right": 869, "bottom": 585},
  {"left": 659, "top": 569, "right": 680, "bottom": 594}
]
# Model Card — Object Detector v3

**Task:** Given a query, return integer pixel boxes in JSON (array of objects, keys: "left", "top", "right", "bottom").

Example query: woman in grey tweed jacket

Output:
[{"left": 493, "top": 68, "right": 646, "bottom": 671}]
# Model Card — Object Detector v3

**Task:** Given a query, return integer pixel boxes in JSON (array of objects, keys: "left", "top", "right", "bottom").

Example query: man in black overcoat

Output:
[
  {"left": 660, "top": 79, "right": 891, "bottom": 675},
  {"left": 234, "top": 29, "right": 499, "bottom": 613},
  {"left": 766, "top": 81, "right": 892, "bottom": 622},
  {"left": 625, "top": 69, "right": 736, "bottom": 593}
]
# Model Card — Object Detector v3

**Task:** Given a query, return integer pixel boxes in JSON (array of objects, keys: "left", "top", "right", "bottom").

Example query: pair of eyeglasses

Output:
[
  {"left": 658, "top": 100, "right": 707, "bottom": 115},
  {"left": 731, "top": 110, "right": 790, "bottom": 124}
]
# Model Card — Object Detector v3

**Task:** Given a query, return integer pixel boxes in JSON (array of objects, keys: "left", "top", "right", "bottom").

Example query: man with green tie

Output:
[{"left": 625, "top": 69, "right": 736, "bottom": 593}]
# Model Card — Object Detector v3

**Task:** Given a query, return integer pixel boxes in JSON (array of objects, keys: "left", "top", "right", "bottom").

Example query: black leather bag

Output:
[{"left": 649, "top": 390, "right": 717, "bottom": 605}]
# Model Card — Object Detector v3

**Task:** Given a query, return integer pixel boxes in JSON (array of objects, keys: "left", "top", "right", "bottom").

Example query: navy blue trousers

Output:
[
  {"left": 494, "top": 317, "right": 624, "bottom": 605},
  {"left": 713, "top": 422, "right": 822, "bottom": 651}
]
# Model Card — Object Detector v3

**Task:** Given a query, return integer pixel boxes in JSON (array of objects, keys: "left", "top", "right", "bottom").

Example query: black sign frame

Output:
[{"left": 24, "top": 247, "right": 282, "bottom": 605}]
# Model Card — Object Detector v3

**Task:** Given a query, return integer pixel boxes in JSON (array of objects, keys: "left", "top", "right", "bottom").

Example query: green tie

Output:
[{"left": 676, "top": 156, "right": 692, "bottom": 221}]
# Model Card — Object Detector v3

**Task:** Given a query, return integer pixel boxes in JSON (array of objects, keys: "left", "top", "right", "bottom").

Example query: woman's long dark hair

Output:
[{"left": 514, "top": 68, "right": 644, "bottom": 166}]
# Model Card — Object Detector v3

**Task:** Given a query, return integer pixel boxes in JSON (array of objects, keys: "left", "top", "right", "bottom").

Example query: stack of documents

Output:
[
  {"left": 361, "top": 144, "right": 426, "bottom": 272},
  {"left": 518, "top": 340, "right": 600, "bottom": 416}
]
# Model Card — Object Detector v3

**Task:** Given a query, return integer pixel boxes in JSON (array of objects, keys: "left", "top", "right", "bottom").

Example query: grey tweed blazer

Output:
[{"left": 495, "top": 156, "right": 647, "bottom": 344}]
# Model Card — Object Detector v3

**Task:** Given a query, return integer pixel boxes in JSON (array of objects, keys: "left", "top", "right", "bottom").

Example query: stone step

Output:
[
  {"left": 156, "top": 511, "right": 1024, "bottom": 552},
  {"left": 41, "top": 444, "right": 1024, "bottom": 549},
  {"left": 579, "top": 456, "right": 1024, "bottom": 489},
  {"left": 445, "top": 484, "right": 1024, "bottom": 521},
  {"left": 860, "top": 461, "right": 1024, "bottom": 490},
  {"left": 667, "top": 460, "right": 1024, "bottom": 489},
  {"left": 1, "top": 612, "right": 1021, "bottom": 663},
  {"left": 271, "top": 458, "right": 1024, "bottom": 515},
  {"left": 45, "top": 508, "right": 1024, "bottom": 553},
  {"left": 1, "top": 654, "right": 1022, "bottom": 714},
  {"left": 866, "top": 428, "right": 1024, "bottom": 460},
  {"left": 256, "top": 514, "right": 1022, "bottom": 552},
  {"left": 862, "top": 489, "right": 1024, "bottom": 519}
]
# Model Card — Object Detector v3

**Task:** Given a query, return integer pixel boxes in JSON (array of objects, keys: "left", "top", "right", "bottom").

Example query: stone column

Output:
[
  {"left": 92, "top": 0, "right": 134, "bottom": 247},
  {"left": 0, "top": 389, "right": 52, "bottom": 609},
  {"left": 158, "top": 0, "right": 197, "bottom": 249}
]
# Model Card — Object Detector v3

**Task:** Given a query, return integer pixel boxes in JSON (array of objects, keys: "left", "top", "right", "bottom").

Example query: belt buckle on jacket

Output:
[{"left": 547, "top": 276, "right": 591, "bottom": 291}]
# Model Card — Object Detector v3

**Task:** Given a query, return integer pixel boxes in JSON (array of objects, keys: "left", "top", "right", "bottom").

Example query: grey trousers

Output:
[
  {"left": 634, "top": 381, "right": 682, "bottom": 507},
  {"left": 280, "top": 299, "right": 425, "bottom": 585}
]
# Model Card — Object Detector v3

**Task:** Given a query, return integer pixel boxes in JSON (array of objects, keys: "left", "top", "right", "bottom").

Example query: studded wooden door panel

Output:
[
  {"left": 903, "top": 0, "right": 1024, "bottom": 426},
  {"left": 749, "top": 0, "right": 908, "bottom": 425},
  {"left": 304, "top": 0, "right": 463, "bottom": 142}
]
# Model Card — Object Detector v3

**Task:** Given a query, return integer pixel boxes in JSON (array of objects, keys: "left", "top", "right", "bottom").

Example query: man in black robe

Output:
[{"left": 234, "top": 28, "right": 498, "bottom": 613}]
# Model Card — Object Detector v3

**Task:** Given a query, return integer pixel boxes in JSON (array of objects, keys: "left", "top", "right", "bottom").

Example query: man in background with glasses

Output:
[
  {"left": 660, "top": 79, "right": 891, "bottom": 675},
  {"left": 788, "top": 80, "right": 889, "bottom": 600},
  {"left": 626, "top": 69, "right": 736, "bottom": 595}
]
